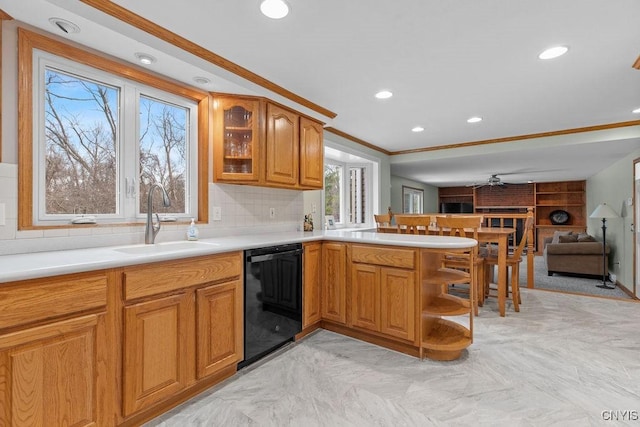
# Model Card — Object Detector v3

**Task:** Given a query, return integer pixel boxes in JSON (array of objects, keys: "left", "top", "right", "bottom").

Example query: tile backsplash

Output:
[{"left": 0, "top": 163, "right": 304, "bottom": 256}]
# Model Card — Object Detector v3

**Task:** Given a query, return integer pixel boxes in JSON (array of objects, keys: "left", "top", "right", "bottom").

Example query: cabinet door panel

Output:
[
  {"left": 0, "top": 314, "right": 102, "bottom": 427},
  {"left": 196, "top": 280, "right": 243, "bottom": 379},
  {"left": 213, "top": 96, "right": 261, "bottom": 182},
  {"left": 321, "top": 243, "right": 347, "bottom": 324},
  {"left": 123, "top": 294, "right": 190, "bottom": 416},
  {"left": 380, "top": 268, "right": 415, "bottom": 341},
  {"left": 266, "top": 103, "right": 299, "bottom": 186},
  {"left": 351, "top": 264, "right": 381, "bottom": 332},
  {"left": 303, "top": 243, "right": 322, "bottom": 327},
  {"left": 299, "top": 117, "right": 323, "bottom": 188}
]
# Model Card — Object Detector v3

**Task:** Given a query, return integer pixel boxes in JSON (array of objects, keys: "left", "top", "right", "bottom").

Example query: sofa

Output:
[{"left": 543, "top": 232, "right": 610, "bottom": 277}]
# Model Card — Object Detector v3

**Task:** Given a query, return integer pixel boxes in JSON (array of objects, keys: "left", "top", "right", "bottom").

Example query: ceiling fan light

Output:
[
  {"left": 467, "top": 116, "right": 482, "bottom": 123},
  {"left": 260, "top": 0, "right": 289, "bottom": 19},
  {"left": 411, "top": 126, "right": 424, "bottom": 132},
  {"left": 538, "top": 46, "right": 569, "bottom": 60}
]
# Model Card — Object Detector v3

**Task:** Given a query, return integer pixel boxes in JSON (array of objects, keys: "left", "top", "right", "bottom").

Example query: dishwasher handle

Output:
[{"left": 247, "top": 248, "right": 303, "bottom": 263}]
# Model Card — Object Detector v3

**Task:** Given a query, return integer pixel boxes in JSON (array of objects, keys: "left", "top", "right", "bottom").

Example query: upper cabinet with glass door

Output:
[
  {"left": 213, "top": 96, "right": 261, "bottom": 182},
  {"left": 213, "top": 93, "right": 324, "bottom": 189}
]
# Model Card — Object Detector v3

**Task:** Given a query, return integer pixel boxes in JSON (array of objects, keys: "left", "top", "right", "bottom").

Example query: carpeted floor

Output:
[{"left": 515, "top": 255, "right": 632, "bottom": 299}]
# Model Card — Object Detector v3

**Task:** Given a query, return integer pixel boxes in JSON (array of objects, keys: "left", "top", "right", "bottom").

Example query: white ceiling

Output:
[{"left": 4, "top": 0, "right": 640, "bottom": 186}]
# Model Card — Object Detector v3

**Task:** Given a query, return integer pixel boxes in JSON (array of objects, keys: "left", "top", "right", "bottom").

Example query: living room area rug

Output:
[{"left": 515, "top": 255, "right": 633, "bottom": 300}]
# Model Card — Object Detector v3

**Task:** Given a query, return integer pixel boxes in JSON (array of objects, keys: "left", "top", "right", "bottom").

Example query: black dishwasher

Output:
[{"left": 240, "top": 243, "right": 303, "bottom": 368}]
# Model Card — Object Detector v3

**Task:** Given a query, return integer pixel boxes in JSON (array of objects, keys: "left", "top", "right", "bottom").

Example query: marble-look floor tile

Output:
[{"left": 146, "top": 289, "right": 640, "bottom": 426}]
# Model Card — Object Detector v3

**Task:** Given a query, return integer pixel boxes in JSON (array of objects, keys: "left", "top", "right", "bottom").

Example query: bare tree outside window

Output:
[
  {"left": 44, "top": 69, "right": 190, "bottom": 219},
  {"left": 139, "top": 96, "right": 188, "bottom": 214},
  {"left": 324, "top": 163, "right": 342, "bottom": 223},
  {"left": 44, "top": 69, "right": 118, "bottom": 215}
]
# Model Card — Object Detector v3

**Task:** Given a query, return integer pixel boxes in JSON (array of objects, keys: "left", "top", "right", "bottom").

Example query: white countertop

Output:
[{"left": 0, "top": 230, "right": 477, "bottom": 283}]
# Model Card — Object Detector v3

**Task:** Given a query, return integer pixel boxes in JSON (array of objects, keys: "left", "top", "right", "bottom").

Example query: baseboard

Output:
[{"left": 616, "top": 281, "right": 639, "bottom": 300}]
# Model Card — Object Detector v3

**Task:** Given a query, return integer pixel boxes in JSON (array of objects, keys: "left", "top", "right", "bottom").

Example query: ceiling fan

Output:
[{"left": 468, "top": 174, "right": 510, "bottom": 189}]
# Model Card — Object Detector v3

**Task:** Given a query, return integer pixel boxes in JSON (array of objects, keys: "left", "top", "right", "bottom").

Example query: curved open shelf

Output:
[
  {"left": 422, "top": 268, "right": 470, "bottom": 286},
  {"left": 421, "top": 317, "right": 471, "bottom": 360},
  {"left": 422, "top": 294, "right": 470, "bottom": 316}
]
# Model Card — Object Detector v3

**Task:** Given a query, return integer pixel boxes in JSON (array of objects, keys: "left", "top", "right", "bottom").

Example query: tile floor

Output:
[{"left": 146, "top": 289, "right": 639, "bottom": 426}]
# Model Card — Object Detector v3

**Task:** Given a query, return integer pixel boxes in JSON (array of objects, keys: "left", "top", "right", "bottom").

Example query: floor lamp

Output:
[{"left": 589, "top": 203, "right": 618, "bottom": 289}]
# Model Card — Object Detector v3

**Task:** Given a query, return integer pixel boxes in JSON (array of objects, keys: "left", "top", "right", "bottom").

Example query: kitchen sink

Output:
[{"left": 113, "top": 241, "right": 220, "bottom": 255}]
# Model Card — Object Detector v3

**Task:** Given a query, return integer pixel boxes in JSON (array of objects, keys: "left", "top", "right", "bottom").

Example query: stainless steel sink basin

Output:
[{"left": 113, "top": 241, "right": 220, "bottom": 255}]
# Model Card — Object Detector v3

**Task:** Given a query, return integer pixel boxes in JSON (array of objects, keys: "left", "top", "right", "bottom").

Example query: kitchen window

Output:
[
  {"left": 324, "top": 160, "right": 372, "bottom": 227},
  {"left": 402, "top": 186, "right": 424, "bottom": 214},
  {"left": 18, "top": 29, "right": 210, "bottom": 229}
]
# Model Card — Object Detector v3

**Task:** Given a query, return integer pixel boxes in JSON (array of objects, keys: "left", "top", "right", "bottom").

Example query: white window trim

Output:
[
  {"left": 402, "top": 185, "right": 424, "bottom": 214},
  {"left": 324, "top": 159, "right": 373, "bottom": 228},
  {"left": 32, "top": 49, "right": 198, "bottom": 225}
]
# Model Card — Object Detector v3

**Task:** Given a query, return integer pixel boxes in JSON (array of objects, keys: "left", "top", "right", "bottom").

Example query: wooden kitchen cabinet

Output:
[
  {"left": 0, "top": 314, "right": 105, "bottom": 427},
  {"left": 350, "top": 245, "right": 416, "bottom": 342},
  {"left": 0, "top": 272, "right": 109, "bottom": 426},
  {"left": 212, "top": 93, "right": 324, "bottom": 190},
  {"left": 122, "top": 293, "right": 191, "bottom": 416},
  {"left": 213, "top": 95, "right": 261, "bottom": 182},
  {"left": 380, "top": 267, "right": 415, "bottom": 341},
  {"left": 265, "top": 102, "right": 299, "bottom": 186},
  {"left": 303, "top": 242, "right": 322, "bottom": 328},
  {"left": 321, "top": 242, "right": 347, "bottom": 325},
  {"left": 196, "top": 279, "right": 243, "bottom": 379},
  {"left": 351, "top": 263, "right": 381, "bottom": 332},
  {"left": 299, "top": 117, "right": 324, "bottom": 189},
  {"left": 121, "top": 252, "right": 243, "bottom": 419}
]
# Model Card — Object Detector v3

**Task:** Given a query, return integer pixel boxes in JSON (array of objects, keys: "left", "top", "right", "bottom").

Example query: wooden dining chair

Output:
[
  {"left": 374, "top": 214, "right": 395, "bottom": 233},
  {"left": 483, "top": 216, "right": 534, "bottom": 313},
  {"left": 395, "top": 215, "right": 431, "bottom": 235},
  {"left": 434, "top": 215, "right": 484, "bottom": 314}
]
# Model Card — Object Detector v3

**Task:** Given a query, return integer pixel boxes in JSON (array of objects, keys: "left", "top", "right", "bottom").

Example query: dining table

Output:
[
  {"left": 475, "top": 226, "right": 516, "bottom": 317},
  {"left": 378, "top": 224, "right": 518, "bottom": 317}
]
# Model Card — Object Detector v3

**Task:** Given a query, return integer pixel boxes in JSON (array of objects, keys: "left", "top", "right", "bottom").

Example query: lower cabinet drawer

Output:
[
  {"left": 0, "top": 272, "right": 107, "bottom": 330},
  {"left": 351, "top": 245, "right": 416, "bottom": 269},
  {"left": 123, "top": 252, "right": 242, "bottom": 300}
]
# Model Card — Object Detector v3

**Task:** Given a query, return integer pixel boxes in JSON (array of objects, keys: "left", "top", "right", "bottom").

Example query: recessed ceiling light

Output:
[
  {"left": 375, "top": 90, "right": 393, "bottom": 99},
  {"left": 411, "top": 126, "right": 424, "bottom": 132},
  {"left": 467, "top": 116, "right": 482, "bottom": 123},
  {"left": 49, "top": 18, "right": 80, "bottom": 34},
  {"left": 135, "top": 52, "right": 156, "bottom": 65},
  {"left": 538, "top": 46, "right": 569, "bottom": 60},
  {"left": 260, "top": 0, "right": 289, "bottom": 19},
  {"left": 633, "top": 107, "right": 640, "bottom": 114},
  {"left": 193, "top": 76, "right": 211, "bottom": 85}
]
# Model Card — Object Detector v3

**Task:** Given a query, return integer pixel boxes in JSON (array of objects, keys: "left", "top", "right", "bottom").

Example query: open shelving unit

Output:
[
  {"left": 534, "top": 180, "right": 586, "bottom": 253},
  {"left": 419, "top": 249, "right": 473, "bottom": 361}
]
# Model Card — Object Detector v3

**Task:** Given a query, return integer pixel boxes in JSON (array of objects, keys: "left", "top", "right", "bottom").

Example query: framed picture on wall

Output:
[{"left": 325, "top": 215, "right": 336, "bottom": 229}]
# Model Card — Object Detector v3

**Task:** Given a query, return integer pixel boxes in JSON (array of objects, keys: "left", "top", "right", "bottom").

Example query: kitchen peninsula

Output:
[{"left": 0, "top": 230, "right": 476, "bottom": 426}]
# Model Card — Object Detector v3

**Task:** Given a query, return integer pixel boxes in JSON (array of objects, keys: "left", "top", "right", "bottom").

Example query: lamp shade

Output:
[{"left": 589, "top": 203, "right": 618, "bottom": 219}]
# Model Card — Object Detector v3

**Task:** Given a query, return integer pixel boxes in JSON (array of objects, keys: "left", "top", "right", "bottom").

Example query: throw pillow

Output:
[
  {"left": 559, "top": 234, "right": 579, "bottom": 243},
  {"left": 577, "top": 233, "right": 596, "bottom": 242},
  {"left": 551, "top": 230, "right": 572, "bottom": 244}
]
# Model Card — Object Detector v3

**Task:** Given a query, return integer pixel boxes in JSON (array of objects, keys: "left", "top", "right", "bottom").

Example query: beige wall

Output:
[{"left": 586, "top": 147, "right": 640, "bottom": 294}]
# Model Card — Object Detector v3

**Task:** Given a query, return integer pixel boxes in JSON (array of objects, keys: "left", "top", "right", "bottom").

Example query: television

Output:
[{"left": 440, "top": 202, "right": 474, "bottom": 214}]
